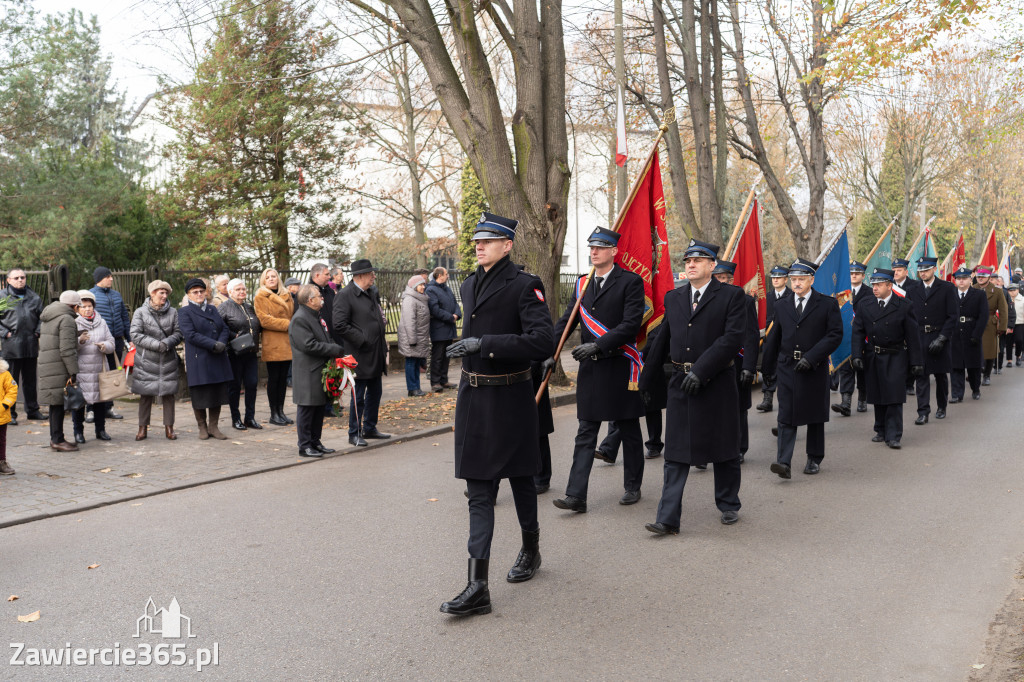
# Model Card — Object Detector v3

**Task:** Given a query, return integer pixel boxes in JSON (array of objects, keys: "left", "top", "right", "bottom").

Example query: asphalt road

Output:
[{"left": 3, "top": 377, "right": 1024, "bottom": 680}]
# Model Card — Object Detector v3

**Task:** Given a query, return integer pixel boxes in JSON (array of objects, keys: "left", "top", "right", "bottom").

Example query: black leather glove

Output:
[
  {"left": 795, "top": 358, "right": 814, "bottom": 372},
  {"left": 540, "top": 357, "right": 556, "bottom": 375},
  {"left": 212, "top": 341, "right": 226, "bottom": 353},
  {"left": 739, "top": 370, "right": 755, "bottom": 385},
  {"left": 571, "top": 342, "right": 601, "bottom": 361},
  {"left": 446, "top": 337, "right": 482, "bottom": 357},
  {"left": 928, "top": 335, "right": 947, "bottom": 354},
  {"left": 851, "top": 358, "right": 864, "bottom": 371},
  {"left": 910, "top": 365, "right": 924, "bottom": 376},
  {"left": 969, "top": 337, "right": 980, "bottom": 346},
  {"left": 680, "top": 372, "right": 702, "bottom": 396}
]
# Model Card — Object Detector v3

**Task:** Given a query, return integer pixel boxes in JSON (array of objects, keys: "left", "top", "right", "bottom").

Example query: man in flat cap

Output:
[
  {"left": 641, "top": 239, "right": 746, "bottom": 535},
  {"left": 851, "top": 269, "right": 924, "bottom": 449},
  {"left": 974, "top": 267, "right": 1006, "bottom": 385},
  {"left": 762, "top": 259, "right": 843, "bottom": 478},
  {"left": 950, "top": 267, "right": 989, "bottom": 401},
  {"left": 551, "top": 226, "right": 646, "bottom": 512},
  {"left": 440, "top": 212, "right": 554, "bottom": 617},
  {"left": 756, "top": 265, "right": 792, "bottom": 413},
  {"left": 905, "top": 256, "right": 957, "bottom": 424},
  {"left": 832, "top": 261, "right": 873, "bottom": 416}
]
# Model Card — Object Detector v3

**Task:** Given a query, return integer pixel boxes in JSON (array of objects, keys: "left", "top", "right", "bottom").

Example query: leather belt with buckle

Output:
[
  {"left": 792, "top": 350, "right": 803, "bottom": 360},
  {"left": 873, "top": 345, "right": 905, "bottom": 355},
  {"left": 462, "top": 369, "right": 532, "bottom": 387},
  {"left": 672, "top": 361, "right": 693, "bottom": 374},
  {"left": 921, "top": 324, "right": 938, "bottom": 333},
  {"left": 959, "top": 316, "right": 975, "bottom": 323}
]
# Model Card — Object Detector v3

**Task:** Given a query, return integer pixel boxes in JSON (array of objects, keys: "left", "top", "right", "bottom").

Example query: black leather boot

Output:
[
  {"left": 831, "top": 392, "right": 852, "bottom": 417},
  {"left": 268, "top": 402, "right": 288, "bottom": 426},
  {"left": 506, "top": 529, "right": 541, "bottom": 583},
  {"left": 440, "top": 558, "right": 491, "bottom": 616},
  {"left": 755, "top": 391, "right": 773, "bottom": 412}
]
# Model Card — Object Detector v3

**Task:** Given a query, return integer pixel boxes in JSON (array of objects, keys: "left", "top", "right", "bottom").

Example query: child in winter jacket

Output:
[{"left": 0, "top": 358, "right": 18, "bottom": 474}]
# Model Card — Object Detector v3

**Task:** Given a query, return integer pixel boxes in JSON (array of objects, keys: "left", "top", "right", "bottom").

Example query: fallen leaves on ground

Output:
[
  {"left": 98, "top": 467, "right": 112, "bottom": 473},
  {"left": 7, "top": 595, "right": 17, "bottom": 602},
  {"left": 34, "top": 472, "right": 60, "bottom": 479},
  {"left": 87, "top": 564, "right": 99, "bottom": 570},
  {"left": 17, "top": 611, "right": 40, "bottom": 623},
  {"left": 122, "top": 473, "right": 142, "bottom": 478},
  {"left": 427, "top": 498, "right": 438, "bottom": 502}
]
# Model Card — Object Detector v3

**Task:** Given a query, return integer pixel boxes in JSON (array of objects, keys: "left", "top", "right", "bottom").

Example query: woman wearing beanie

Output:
[
  {"left": 130, "top": 280, "right": 182, "bottom": 440},
  {"left": 398, "top": 274, "right": 430, "bottom": 396},
  {"left": 70, "top": 290, "right": 116, "bottom": 443},
  {"left": 0, "top": 358, "right": 18, "bottom": 474},
  {"left": 253, "top": 268, "right": 294, "bottom": 426},
  {"left": 218, "top": 278, "right": 262, "bottom": 430},
  {"left": 178, "top": 278, "right": 232, "bottom": 440}
]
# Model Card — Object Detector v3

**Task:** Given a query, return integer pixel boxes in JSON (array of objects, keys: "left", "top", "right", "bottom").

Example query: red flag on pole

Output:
[
  {"left": 732, "top": 199, "right": 767, "bottom": 329},
  {"left": 979, "top": 225, "right": 998, "bottom": 270},
  {"left": 614, "top": 150, "right": 672, "bottom": 349},
  {"left": 615, "top": 86, "right": 627, "bottom": 167}
]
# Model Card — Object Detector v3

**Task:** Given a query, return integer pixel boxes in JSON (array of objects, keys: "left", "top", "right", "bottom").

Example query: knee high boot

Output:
[
  {"left": 831, "top": 392, "right": 852, "bottom": 417},
  {"left": 193, "top": 409, "right": 210, "bottom": 440},
  {"left": 440, "top": 558, "right": 491, "bottom": 616},
  {"left": 506, "top": 529, "right": 541, "bottom": 583},
  {"left": 207, "top": 406, "right": 228, "bottom": 440}
]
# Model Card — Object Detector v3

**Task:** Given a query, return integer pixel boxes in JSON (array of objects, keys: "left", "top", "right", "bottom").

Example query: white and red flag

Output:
[{"left": 615, "top": 85, "right": 627, "bottom": 167}]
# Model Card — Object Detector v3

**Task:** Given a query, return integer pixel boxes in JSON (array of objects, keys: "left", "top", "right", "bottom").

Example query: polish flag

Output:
[{"left": 615, "top": 85, "right": 627, "bottom": 167}]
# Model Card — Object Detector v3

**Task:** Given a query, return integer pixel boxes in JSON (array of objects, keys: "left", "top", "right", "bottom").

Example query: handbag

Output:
[
  {"left": 98, "top": 367, "right": 132, "bottom": 401},
  {"left": 63, "top": 379, "right": 86, "bottom": 411},
  {"left": 228, "top": 300, "right": 257, "bottom": 353}
]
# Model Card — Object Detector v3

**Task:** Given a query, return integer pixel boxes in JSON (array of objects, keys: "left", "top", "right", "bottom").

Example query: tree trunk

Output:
[{"left": 398, "top": 47, "right": 427, "bottom": 269}]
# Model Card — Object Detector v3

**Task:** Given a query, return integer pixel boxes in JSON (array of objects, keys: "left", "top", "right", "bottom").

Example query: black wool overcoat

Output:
[{"left": 851, "top": 295, "right": 924, "bottom": 405}]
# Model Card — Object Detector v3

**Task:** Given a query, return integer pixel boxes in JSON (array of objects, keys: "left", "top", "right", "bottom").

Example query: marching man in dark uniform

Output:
[
  {"left": 711, "top": 260, "right": 759, "bottom": 463},
  {"left": 762, "top": 259, "right": 843, "bottom": 478},
  {"left": 833, "top": 261, "right": 872, "bottom": 416},
  {"left": 640, "top": 239, "right": 746, "bottom": 534},
  {"left": 756, "top": 264, "right": 792, "bottom": 413},
  {"left": 892, "top": 258, "right": 921, "bottom": 396},
  {"left": 974, "top": 267, "right": 1007, "bottom": 385},
  {"left": 906, "top": 256, "right": 957, "bottom": 424},
  {"left": 851, "top": 268, "right": 924, "bottom": 449},
  {"left": 551, "top": 227, "right": 646, "bottom": 512},
  {"left": 440, "top": 212, "right": 554, "bottom": 617},
  {"left": 950, "top": 267, "right": 988, "bottom": 402}
]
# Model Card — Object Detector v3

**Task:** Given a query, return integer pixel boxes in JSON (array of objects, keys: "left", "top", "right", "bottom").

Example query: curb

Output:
[{"left": 0, "top": 390, "right": 577, "bottom": 530}]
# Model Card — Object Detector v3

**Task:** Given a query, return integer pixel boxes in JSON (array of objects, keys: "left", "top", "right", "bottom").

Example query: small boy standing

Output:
[{"left": 0, "top": 358, "right": 18, "bottom": 475}]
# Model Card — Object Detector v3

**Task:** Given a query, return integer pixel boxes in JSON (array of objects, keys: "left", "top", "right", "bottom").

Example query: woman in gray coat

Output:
[
  {"left": 70, "top": 290, "right": 116, "bottom": 444},
  {"left": 289, "top": 284, "right": 344, "bottom": 457},
  {"left": 130, "top": 280, "right": 183, "bottom": 441},
  {"left": 397, "top": 274, "right": 430, "bottom": 396},
  {"left": 38, "top": 291, "right": 81, "bottom": 451}
]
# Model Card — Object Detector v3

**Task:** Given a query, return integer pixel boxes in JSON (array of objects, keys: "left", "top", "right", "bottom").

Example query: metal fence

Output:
[{"left": 0, "top": 266, "right": 69, "bottom": 302}]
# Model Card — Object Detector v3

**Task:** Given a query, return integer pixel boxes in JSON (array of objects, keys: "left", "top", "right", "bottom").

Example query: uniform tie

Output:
[
  {"left": 692, "top": 290, "right": 700, "bottom": 311},
  {"left": 878, "top": 299, "right": 885, "bottom": 309},
  {"left": 796, "top": 297, "right": 805, "bottom": 316},
  {"left": 594, "top": 276, "right": 604, "bottom": 290}
]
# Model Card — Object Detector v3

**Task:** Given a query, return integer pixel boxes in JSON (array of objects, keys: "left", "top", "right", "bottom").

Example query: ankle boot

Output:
[
  {"left": 440, "top": 558, "right": 491, "bottom": 616},
  {"left": 280, "top": 405, "right": 294, "bottom": 425},
  {"left": 755, "top": 391, "right": 773, "bottom": 412},
  {"left": 268, "top": 401, "right": 288, "bottom": 426},
  {"left": 207, "top": 406, "right": 228, "bottom": 440},
  {"left": 507, "top": 529, "right": 541, "bottom": 583},
  {"left": 165, "top": 425, "right": 177, "bottom": 440},
  {"left": 136, "top": 425, "right": 148, "bottom": 441},
  {"left": 73, "top": 428, "right": 86, "bottom": 444},
  {"left": 193, "top": 409, "right": 210, "bottom": 440},
  {"left": 831, "top": 392, "right": 852, "bottom": 417}
]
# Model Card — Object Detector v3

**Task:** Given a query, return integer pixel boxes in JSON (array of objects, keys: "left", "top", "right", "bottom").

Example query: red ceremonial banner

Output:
[
  {"left": 732, "top": 199, "right": 767, "bottom": 329},
  {"left": 614, "top": 150, "right": 673, "bottom": 349},
  {"left": 979, "top": 228, "right": 998, "bottom": 270},
  {"left": 943, "top": 233, "right": 966, "bottom": 281}
]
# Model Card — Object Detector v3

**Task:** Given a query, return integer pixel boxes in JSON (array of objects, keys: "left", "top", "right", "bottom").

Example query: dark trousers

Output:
[
  {"left": 7, "top": 357, "right": 39, "bottom": 418},
  {"left": 138, "top": 394, "right": 175, "bottom": 427},
  {"left": 349, "top": 376, "right": 382, "bottom": 437},
  {"left": 739, "top": 408, "right": 749, "bottom": 454},
  {"left": 951, "top": 369, "right": 981, "bottom": 398},
  {"left": 1000, "top": 334, "right": 1014, "bottom": 364},
  {"left": 984, "top": 359, "right": 994, "bottom": 378},
  {"left": 915, "top": 373, "right": 948, "bottom": 416},
  {"left": 1014, "top": 328, "right": 1024, "bottom": 358},
  {"left": 228, "top": 352, "right": 259, "bottom": 422},
  {"left": 535, "top": 434, "right": 552, "bottom": 487},
  {"left": 656, "top": 458, "right": 741, "bottom": 527},
  {"left": 776, "top": 422, "right": 824, "bottom": 466},
  {"left": 105, "top": 337, "right": 125, "bottom": 370},
  {"left": 761, "top": 373, "right": 776, "bottom": 396},
  {"left": 598, "top": 410, "right": 663, "bottom": 458},
  {"left": 73, "top": 401, "right": 110, "bottom": 435},
  {"left": 466, "top": 476, "right": 538, "bottom": 559},
  {"left": 567, "top": 418, "right": 644, "bottom": 500},
  {"left": 296, "top": 404, "right": 325, "bottom": 450},
  {"left": 48, "top": 404, "right": 67, "bottom": 444},
  {"left": 430, "top": 340, "right": 453, "bottom": 387},
  {"left": 837, "top": 361, "right": 865, "bottom": 399},
  {"left": 873, "top": 404, "right": 903, "bottom": 442},
  {"left": 0, "top": 423, "right": 6, "bottom": 460},
  {"left": 265, "top": 361, "right": 290, "bottom": 411}
]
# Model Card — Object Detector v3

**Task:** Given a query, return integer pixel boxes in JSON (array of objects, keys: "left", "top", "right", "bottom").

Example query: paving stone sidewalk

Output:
[{"left": 0, "top": 351, "right": 578, "bottom": 528}]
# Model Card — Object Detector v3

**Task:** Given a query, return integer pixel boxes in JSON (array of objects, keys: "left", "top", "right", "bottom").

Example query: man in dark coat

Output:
[
  {"left": 711, "top": 260, "right": 759, "bottom": 464},
  {"left": 833, "top": 261, "right": 873, "bottom": 416},
  {"left": 289, "top": 284, "right": 345, "bottom": 457},
  {"left": 531, "top": 360, "right": 555, "bottom": 494},
  {"left": 762, "top": 259, "right": 843, "bottom": 478},
  {"left": 851, "top": 268, "right": 924, "bottom": 449},
  {"left": 333, "top": 259, "right": 390, "bottom": 447},
  {"left": 0, "top": 269, "right": 46, "bottom": 423},
  {"left": 426, "top": 267, "right": 462, "bottom": 392},
  {"left": 310, "top": 263, "right": 340, "bottom": 417},
  {"left": 641, "top": 239, "right": 746, "bottom": 535},
  {"left": 439, "top": 212, "right": 554, "bottom": 617},
  {"left": 950, "top": 267, "right": 989, "bottom": 402},
  {"left": 892, "top": 258, "right": 922, "bottom": 397},
  {"left": 756, "top": 265, "right": 792, "bottom": 413},
  {"left": 906, "top": 256, "right": 957, "bottom": 424},
  {"left": 551, "top": 227, "right": 646, "bottom": 512}
]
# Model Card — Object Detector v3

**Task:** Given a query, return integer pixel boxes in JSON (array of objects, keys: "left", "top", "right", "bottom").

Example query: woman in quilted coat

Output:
[
  {"left": 130, "top": 280, "right": 183, "bottom": 441},
  {"left": 70, "top": 290, "right": 116, "bottom": 443}
]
